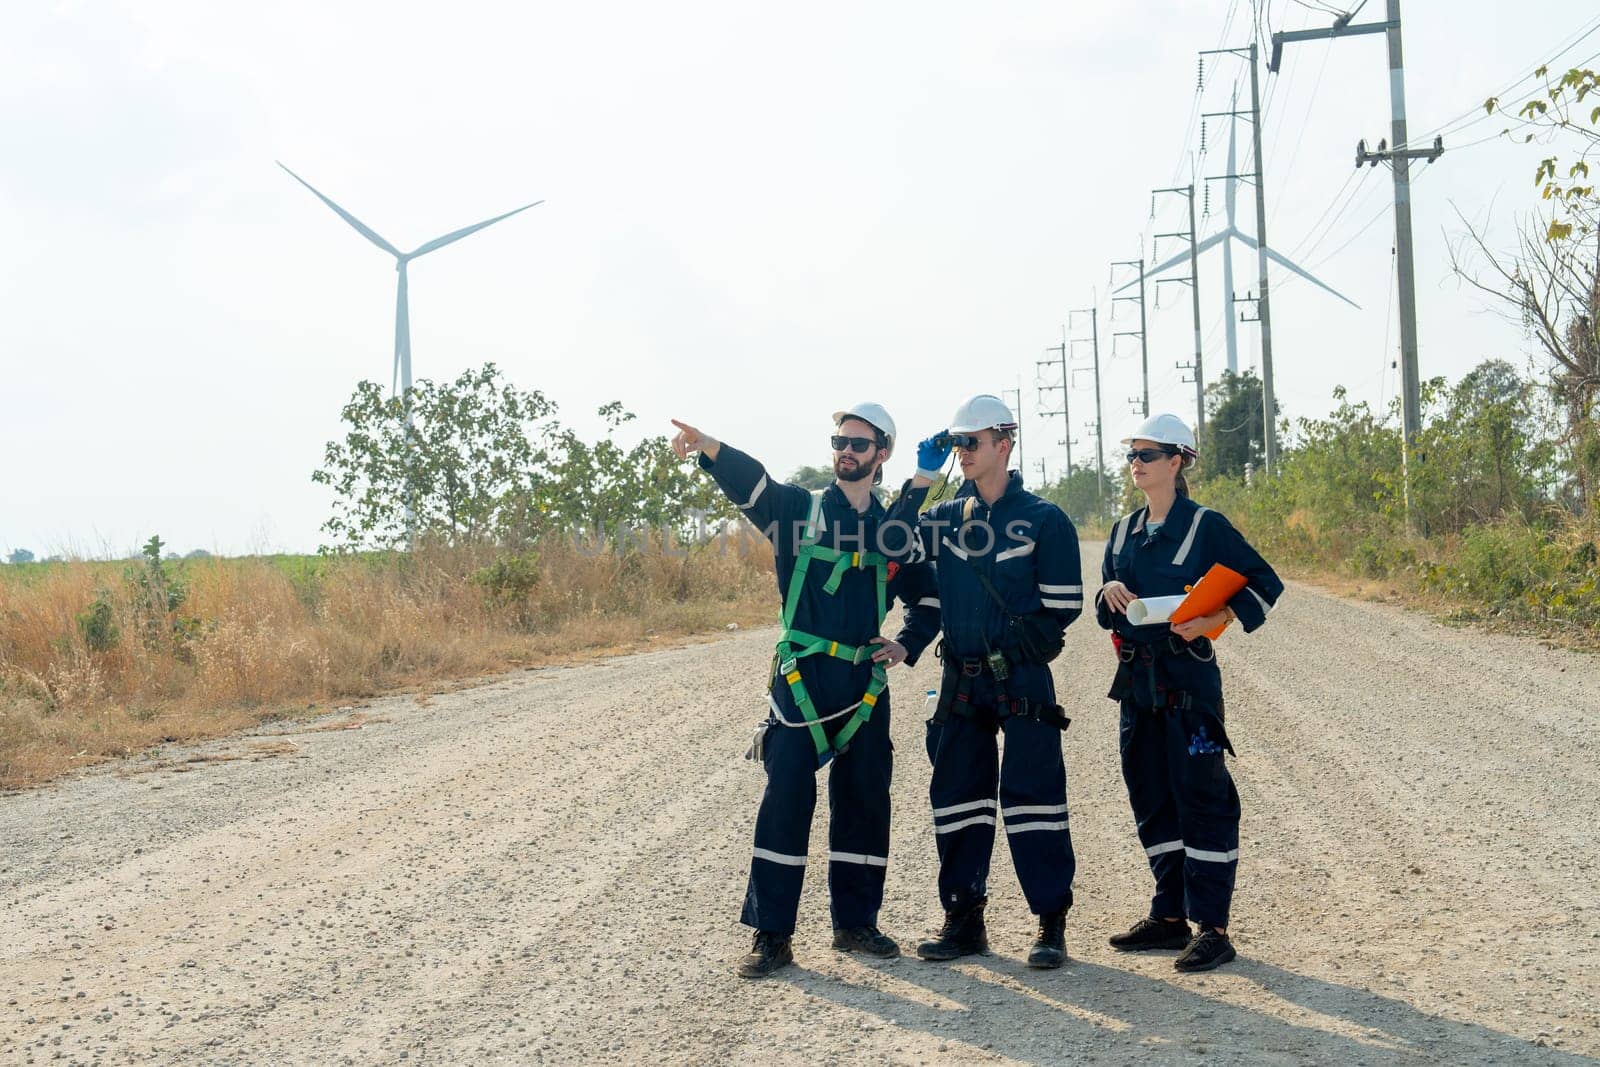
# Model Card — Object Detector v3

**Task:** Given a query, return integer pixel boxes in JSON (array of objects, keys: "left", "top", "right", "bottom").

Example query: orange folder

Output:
[{"left": 1169, "top": 563, "right": 1249, "bottom": 640}]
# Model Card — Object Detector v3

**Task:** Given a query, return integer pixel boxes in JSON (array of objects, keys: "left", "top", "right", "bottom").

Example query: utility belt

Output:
[
  {"left": 1108, "top": 632, "right": 1216, "bottom": 712},
  {"left": 931, "top": 639, "right": 1069, "bottom": 734}
]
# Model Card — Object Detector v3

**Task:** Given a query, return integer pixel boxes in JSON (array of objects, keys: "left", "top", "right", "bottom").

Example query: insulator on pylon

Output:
[
  {"left": 1200, "top": 120, "right": 1207, "bottom": 154},
  {"left": 1203, "top": 183, "right": 1211, "bottom": 217},
  {"left": 1198, "top": 57, "right": 1205, "bottom": 90}
]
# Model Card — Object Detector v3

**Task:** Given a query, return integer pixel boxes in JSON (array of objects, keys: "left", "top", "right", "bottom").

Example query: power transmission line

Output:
[
  {"left": 1269, "top": 36, "right": 1335, "bottom": 228},
  {"left": 1395, "top": 14, "right": 1600, "bottom": 150},
  {"left": 1273, "top": 0, "right": 1438, "bottom": 532},
  {"left": 1285, "top": 166, "right": 1366, "bottom": 261}
]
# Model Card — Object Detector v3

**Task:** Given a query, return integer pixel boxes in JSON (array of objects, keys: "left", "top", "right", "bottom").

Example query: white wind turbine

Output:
[
  {"left": 278, "top": 162, "right": 544, "bottom": 406},
  {"left": 1125, "top": 87, "right": 1357, "bottom": 376}
]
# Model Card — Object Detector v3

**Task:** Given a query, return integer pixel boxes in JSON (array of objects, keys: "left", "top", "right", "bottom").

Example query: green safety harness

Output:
[{"left": 771, "top": 490, "right": 891, "bottom": 767}]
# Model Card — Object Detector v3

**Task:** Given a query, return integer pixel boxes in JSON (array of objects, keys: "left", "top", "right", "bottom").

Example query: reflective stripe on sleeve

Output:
[
  {"left": 1040, "top": 597, "right": 1082, "bottom": 610},
  {"left": 1038, "top": 583, "right": 1082, "bottom": 594},
  {"left": 1245, "top": 586, "right": 1273, "bottom": 615},
  {"left": 918, "top": 597, "right": 940, "bottom": 608},
  {"left": 738, "top": 475, "right": 768, "bottom": 511}
]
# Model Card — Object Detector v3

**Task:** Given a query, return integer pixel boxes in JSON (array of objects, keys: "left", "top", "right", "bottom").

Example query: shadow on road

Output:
[{"left": 774, "top": 949, "right": 1594, "bottom": 1064}]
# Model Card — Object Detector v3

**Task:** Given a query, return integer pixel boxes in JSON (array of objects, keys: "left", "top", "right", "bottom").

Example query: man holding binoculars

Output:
[{"left": 891, "top": 394, "right": 1084, "bottom": 969}]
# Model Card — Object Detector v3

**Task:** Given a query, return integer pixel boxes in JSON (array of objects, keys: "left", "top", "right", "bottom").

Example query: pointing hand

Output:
[{"left": 670, "top": 419, "right": 719, "bottom": 462}]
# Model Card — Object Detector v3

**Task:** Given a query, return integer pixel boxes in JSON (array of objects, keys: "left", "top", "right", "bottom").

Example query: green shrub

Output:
[{"left": 76, "top": 595, "right": 119, "bottom": 652}]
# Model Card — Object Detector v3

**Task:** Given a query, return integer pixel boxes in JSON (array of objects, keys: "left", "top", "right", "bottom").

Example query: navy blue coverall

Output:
[
  {"left": 894, "top": 471, "right": 1084, "bottom": 917},
  {"left": 699, "top": 444, "right": 939, "bottom": 936},
  {"left": 1096, "top": 494, "right": 1283, "bottom": 929}
]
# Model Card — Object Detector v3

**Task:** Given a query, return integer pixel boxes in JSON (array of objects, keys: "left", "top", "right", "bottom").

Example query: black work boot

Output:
[
  {"left": 1174, "top": 926, "right": 1236, "bottom": 973},
  {"left": 1109, "top": 916, "right": 1193, "bottom": 952},
  {"left": 1027, "top": 909, "right": 1068, "bottom": 969},
  {"left": 916, "top": 898, "right": 989, "bottom": 961},
  {"left": 832, "top": 925, "right": 901, "bottom": 959},
  {"left": 736, "top": 930, "right": 794, "bottom": 978}
]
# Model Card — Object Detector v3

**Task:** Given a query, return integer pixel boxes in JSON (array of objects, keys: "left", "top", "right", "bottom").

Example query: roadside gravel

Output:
[{"left": 3, "top": 544, "right": 1597, "bottom": 1064}]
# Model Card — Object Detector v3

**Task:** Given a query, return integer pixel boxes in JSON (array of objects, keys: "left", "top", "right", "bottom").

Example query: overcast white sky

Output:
[{"left": 3, "top": 0, "right": 1595, "bottom": 557}]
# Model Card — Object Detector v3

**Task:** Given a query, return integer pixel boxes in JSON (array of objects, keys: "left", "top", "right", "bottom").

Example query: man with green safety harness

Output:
[{"left": 671, "top": 404, "right": 940, "bottom": 979}]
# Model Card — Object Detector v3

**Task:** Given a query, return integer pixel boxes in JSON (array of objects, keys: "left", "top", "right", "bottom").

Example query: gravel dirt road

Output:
[{"left": 4, "top": 544, "right": 1598, "bottom": 1065}]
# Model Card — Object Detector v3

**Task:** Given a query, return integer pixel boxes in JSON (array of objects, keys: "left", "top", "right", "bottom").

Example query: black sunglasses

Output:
[
  {"left": 1126, "top": 447, "right": 1178, "bottom": 464},
  {"left": 831, "top": 434, "right": 878, "bottom": 454}
]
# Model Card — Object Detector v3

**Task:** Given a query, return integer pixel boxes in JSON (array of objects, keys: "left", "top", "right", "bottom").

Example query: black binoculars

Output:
[{"left": 933, "top": 431, "right": 981, "bottom": 451}]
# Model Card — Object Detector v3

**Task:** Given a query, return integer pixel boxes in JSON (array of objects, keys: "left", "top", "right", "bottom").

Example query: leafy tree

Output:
[
  {"left": 1484, "top": 65, "right": 1598, "bottom": 244},
  {"left": 1455, "top": 65, "right": 1600, "bottom": 521},
  {"left": 538, "top": 401, "right": 730, "bottom": 542},
  {"left": 788, "top": 465, "right": 834, "bottom": 490},
  {"left": 315, "top": 363, "right": 733, "bottom": 552},
  {"left": 6, "top": 548, "right": 34, "bottom": 565},
  {"left": 1037, "top": 464, "right": 1113, "bottom": 526},
  {"left": 1418, "top": 360, "right": 1554, "bottom": 530},
  {"left": 1199, "top": 370, "right": 1266, "bottom": 479},
  {"left": 313, "top": 363, "right": 559, "bottom": 551}
]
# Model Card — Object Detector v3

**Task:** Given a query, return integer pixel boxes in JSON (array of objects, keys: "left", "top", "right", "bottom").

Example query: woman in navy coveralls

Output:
[{"left": 1095, "top": 413, "right": 1283, "bottom": 973}]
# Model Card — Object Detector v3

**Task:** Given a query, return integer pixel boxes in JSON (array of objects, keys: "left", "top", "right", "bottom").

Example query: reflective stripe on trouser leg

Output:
[
  {"left": 1119, "top": 700, "right": 1186, "bottom": 921},
  {"left": 826, "top": 694, "right": 893, "bottom": 929},
  {"left": 740, "top": 710, "right": 817, "bottom": 935},
  {"left": 998, "top": 715, "right": 1075, "bottom": 915},
  {"left": 925, "top": 714, "right": 999, "bottom": 910},
  {"left": 1167, "top": 704, "right": 1241, "bottom": 929}
]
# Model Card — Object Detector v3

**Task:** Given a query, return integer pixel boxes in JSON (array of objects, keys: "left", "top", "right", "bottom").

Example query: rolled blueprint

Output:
[{"left": 1125, "top": 594, "right": 1188, "bottom": 627}]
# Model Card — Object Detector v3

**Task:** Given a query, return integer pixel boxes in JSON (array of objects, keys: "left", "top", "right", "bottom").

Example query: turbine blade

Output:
[
  {"left": 409, "top": 200, "right": 544, "bottom": 259},
  {"left": 1190, "top": 230, "right": 1230, "bottom": 257},
  {"left": 1112, "top": 232, "right": 1230, "bottom": 293},
  {"left": 1263, "top": 248, "right": 1362, "bottom": 309},
  {"left": 277, "top": 162, "right": 402, "bottom": 259}
]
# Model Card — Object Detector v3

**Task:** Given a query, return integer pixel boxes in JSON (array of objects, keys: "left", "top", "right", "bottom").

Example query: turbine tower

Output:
[
  {"left": 1125, "top": 86, "right": 1357, "bottom": 375},
  {"left": 278, "top": 162, "right": 543, "bottom": 405}
]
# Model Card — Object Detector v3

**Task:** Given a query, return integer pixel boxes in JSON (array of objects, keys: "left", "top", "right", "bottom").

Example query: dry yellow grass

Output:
[{"left": 0, "top": 535, "right": 776, "bottom": 789}]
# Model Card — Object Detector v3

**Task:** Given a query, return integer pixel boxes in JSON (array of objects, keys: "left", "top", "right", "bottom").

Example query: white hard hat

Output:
[
  {"left": 948, "top": 394, "right": 1018, "bottom": 434},
  {"left": 832, "top": 402, "right": 896, "bottom": 450},
  {"left": 1121, "top": 412, "right": 1198, "bottom": 457}
]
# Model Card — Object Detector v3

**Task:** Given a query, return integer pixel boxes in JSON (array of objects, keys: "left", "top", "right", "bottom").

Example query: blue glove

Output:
[{"left": 916, "top": 432, "right": 951, "bottom": 478}]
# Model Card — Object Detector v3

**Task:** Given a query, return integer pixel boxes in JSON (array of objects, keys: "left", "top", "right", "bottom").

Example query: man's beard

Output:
[{"left": 833, "top": 455, "right": 875, "bottom": 483}]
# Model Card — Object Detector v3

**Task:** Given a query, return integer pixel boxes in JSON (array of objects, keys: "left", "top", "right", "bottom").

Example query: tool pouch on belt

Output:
[
  {"left": 1008, "top": 611, "right": 1065, "bottom": 664},
  {"left": 967, "top": 561, "right": 1065, "bottom": 665}
]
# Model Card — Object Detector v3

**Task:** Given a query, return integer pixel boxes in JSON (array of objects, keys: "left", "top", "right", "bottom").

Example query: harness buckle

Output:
[{"left": 985, "top": 650, "right": 1010, "bottom": 682}]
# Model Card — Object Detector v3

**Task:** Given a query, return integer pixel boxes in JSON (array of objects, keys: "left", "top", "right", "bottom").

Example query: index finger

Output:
[{"left": 670, "top": 418, "right": 696, "bottom": 433}]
